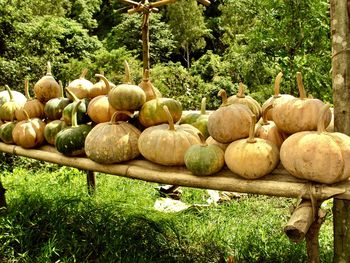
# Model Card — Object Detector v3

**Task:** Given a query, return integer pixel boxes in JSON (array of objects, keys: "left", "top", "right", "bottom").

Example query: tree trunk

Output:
[{"left": 330, "top": 0, "right": 350, "bottom": 262}]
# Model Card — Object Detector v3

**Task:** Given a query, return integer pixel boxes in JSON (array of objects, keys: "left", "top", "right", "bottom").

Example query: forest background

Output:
[{"left": 0, "top": 0, "right": 331, "bottom": 109}]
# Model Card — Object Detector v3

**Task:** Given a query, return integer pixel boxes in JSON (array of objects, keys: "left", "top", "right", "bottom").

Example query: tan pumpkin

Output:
[
  {"left": 207, "top": 89, "right": 252, "bottom": 143},
  {"left": 138, "top": 69, "right": 162, "bottom": 101},
  {"left": 138, "top": 105, "right": 201, "bottom": 166},
  {"left": 272, "top": 72, "right": 331, "bottom": 134},
  {"left": 15, "top": 79, "right": 45, "bottom": 121},
  {"left": 261, "top": 72, "right": 294, "bottom": 120},
  {"left": 225, "top": 115, "right": 280, "bottom": 179},
  {"left": 0, "top": 85, "right": 22, "bottom": 121},
  {"left": 66, "top": 68, "right": 93, "bottom": 100},
  {"left": 205, "top": 136, "right": 229, "bottom": 152},
  {"left": 85, "top": 112, "right": 141, "bottom": 164},
  {"left": 88, "top": 74, "right": 115, "bottom": 99},
  {"left": 227, "top": 83, "right": 262, "bottom": 119},
  {"left": 280, "top": 104, "right": 350, "bottom": 184},
  {"left": 12, "top": 110, "right": 46, "bottom": 148},
  {"left": 255, "top": 105, "right": 288, "bottom": 149}
]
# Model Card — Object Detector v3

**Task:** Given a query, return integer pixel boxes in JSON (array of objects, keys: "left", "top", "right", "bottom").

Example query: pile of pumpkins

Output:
[{"left": 0, "top": 61, "right": 349, "bottom": 186}]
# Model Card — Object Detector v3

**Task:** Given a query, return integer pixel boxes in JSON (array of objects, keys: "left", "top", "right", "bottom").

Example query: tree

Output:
[{"left": 167, "top": 0, "right": 211, "bottom": 68}]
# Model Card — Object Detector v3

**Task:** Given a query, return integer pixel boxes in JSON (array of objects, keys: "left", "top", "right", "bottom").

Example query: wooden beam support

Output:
[
  {"left": 0, "top": 180, "right": 7, "bottom": 208},
  {"left": 86, "top": 170, "right": 96, "bottom": 196}
]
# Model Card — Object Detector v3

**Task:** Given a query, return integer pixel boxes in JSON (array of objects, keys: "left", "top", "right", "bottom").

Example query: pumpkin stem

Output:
[
  {"left": 124, "top": 60, "right": 131, "bottom": 84},
  {"left": 296, "top": 72, "right": 307, "bottom": 99},
  {"left": 110, "top": 111, "right": 132, "bottom": 124},
  {"left": 273, "top": 72, "right": 283, "bottom": 98},
  {"left": 46, "top": 61, "right": 52, "bottom": 76},
  {"left": 65, "top": 87, "right": 80, "bottom": 102},
  {"left": 163, "top": 105, "right": 175, "bottom": 131},
  {"left": 218, "top": 89, "right": 228, "bottom": 106},
  {"left": 317, "top": 104, "right": 331, "bottom": 133},
  {"left": 237, "top": 82, "right": 246, "bottom": 98},
  {"left": 140, "top": 69, "right": 157, "bottom": 100},
  {"left": 80, "top": 68, "right": 88, "bottom": 79},
  {"left": 198, "top": 132, "right": 207, "bottom": 146},
  {"left": 5, "top": 85, "right": 13, "bottom": 101},
  {"left": 58, "top": 80, "right": 65, "bottom": 98},
  {"left": 261, "top": 104, "right": 273, "bottom": 125},
  {"left": 247, "top": 114, "right": 257, "bottom": 143},
  {"left": 95, "top": 74, "right": 111, "bottom": 92},
  {"left": 200, "top": 97, "right": 207, "bottom": 115},
  {"left": 24, "top": 79, "right": 32, "bottom": 100},
  {"left": 71, "top": 100, "right": 82, "bottom": 128},
  {"left": 22, "top": 109, "right": 31, "bottom": 121}
]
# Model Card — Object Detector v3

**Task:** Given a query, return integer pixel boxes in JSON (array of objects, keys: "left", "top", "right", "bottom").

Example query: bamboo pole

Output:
[{"left": 0, "top": 143, "right": 348, "bottom": 200}]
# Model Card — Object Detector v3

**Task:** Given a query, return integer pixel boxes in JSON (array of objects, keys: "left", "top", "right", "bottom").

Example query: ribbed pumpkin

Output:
[
  {"left": 15, "top": 79, "right": 45, "bottom": 121},
  {"left": 108, "top": 61, "right": 146, "bottom": 111},
  {"left": 0, "top": 85, "right": 22, "bottom": 121},
  {"left": 12, "top": 110, "right": 46, "bottom": 148},
  {"left": 138, "top": 105, "right": 201, "bottom": 166},
  {"left": 184, "top": 133, "right": 225, "bottom": 176},
  {"left": 255, "top": 105, "right": 288, "bottom": 149},
  {"left": 225, "top": 115, "right": 280, "bottom": 179},
  {"left": 0, "top": 121, "right": 16, "bottom": 144},
  {"left": 44, "top": 81, "right": 71, "bottom": 121},
  {"left": 85, "top": 112, "right": 141, "bottom": 164},
  {"left": 66, "top": 68, "right": 93, "bottom": 100},
  {"left": 44, "top": 119, "right": 68, "bottom": 145},
  {"left": 138, "top": 69, "right": 162, "bottom": 101},
  {"left": 55, "top": 101, "right": 92, "bottom": 156},
  {"left": 280, "top": 104, "right": 350, "bottom": 184},
  {"left": 88, "top": 74, "right": 115, "bottom": 99},
  {"left": 180, "top": 98, "right": 209, "bottom": 139},
  {"left": 0, "top": 88, "right": 26, "bottom": 107},
  {"left": 62, "top": 88, "right": 90, "bottom": 125},
  {"left": 34, "top": 61, "right": 61, "bottom": 103},
  {"left": 207, "top": 89, "right": 252, "bottom": 143},
  {"left": 227, "top": 83, "right": 262, "bottom": 119},
  {"left": 272, "top": 72, "right": 331, "bottom": 134},
  {"left": 138, "top": 97, "right": 182, "bottom": 128},
  {"left": 261, "top": 72, "right": 294, "bottom": 121}
]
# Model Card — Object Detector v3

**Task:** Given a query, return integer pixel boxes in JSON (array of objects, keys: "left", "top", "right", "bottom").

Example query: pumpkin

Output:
[
  {"left": 62, "top": 88, "right": 90, "bottom": 125},
  {"left": 227, "top": 83, "right": 262, "bottom": 119},
  {"left": 44, "top": 119, "right": 68, "bottom": 145},
  {"left": 108, "top": 61, "right": 146, "bottom": 111},
  {"left": 138, "top": 69, "right": 162, "bottom": 101},
  {"left": 0, "top": 121, "right": 16, "bottom": 144},
  {"left": 326, "top": 107, "right": 334, "bottom": 132},
  {"left": 15, "top": 79, "right": 45, "bottom": 121},
  {"left": 225, "top": 114, "right": 280, "bottom": 179},
  {"left": 34, "top": 61, "right": 61, "bottom": 103},
  {"left": 205, "top": 136, "right": 229, "bottom": 152},
  {"left": 44, "top": 81, "right": 71, "bottom": 121},
  {"left": 261, "top": 72, "right": 294, "bottom": 121},
  {"left": 89, "top": 74, "right": 115, "bottom": 99},
  {"left": 272, "top": 72, "right": 331, "bottom": 134},
  {"left": 0, "top": 85, "right": 22, "bottom": 121},
  {"left": 55, "top": 100, "right": 92, "bottom": 156},
  {"left": 85, "top": 111, "right": 141, "bottom": 164},
  {"left": 255, "top": 105, "right": 288, "bottom": 149},
  {"left": 0, "top": 88, "right": 26, "bottom": 108},
  {"left": 280, "top": 104, "right": 350, "bottom": 184},
  {"left": 207, "top": 89, "right": 252, "bottom": 143},
  {"left": 12, "top": 110, "right": 46, "bottom": 148},
  {"left": 66, "top": 68, "right": 93, "bottom": 100},
  {"left": 138, "top": 105, "right": 201, "bottom": 166},
  {"left": 184, "top": 133, "right": 225, "bottom": 176},
  {"left": 138, "top": 97, "right": 182, "bottom": 127}
]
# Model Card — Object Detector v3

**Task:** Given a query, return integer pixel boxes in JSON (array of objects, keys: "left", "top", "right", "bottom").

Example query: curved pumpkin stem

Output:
[
  {"left": 46, "top": 61, "right": 52, "bottom": 76},
  {"left": 237, "top": 82, "right": 246, "bottom": 98},
  {"left": 71, "top": 100, "right": 82, "bottom": 128},
  {"left": 140, "top": 69, "right": 157, "bottom": 100},
  {"left": 218, "top": 89, "right": 228, "bottom": 106},
  {"left": 5, "top": 85, "right": 14, "bottom": 101},
  {"left": 110, "top": 111, "right": 132, "bottom": 124},
  {"left": 198, "top": 132, "right": 208, "bottom": 146},
  {"left": 261, "top": 104, "right": 273, "bottom": 125},
  {"left": 124, "top": 60, "right": 131, "bottom": 84},
  {"left": 95, "top": 74, "right": 111, "bottom": 92},
  {"left": 273, "top": 72, "right": 283, "bottom": 98},
  {"left": 65, "top": 87, "right": 80, "bottom": 102},
  {"left": 317, "top": 104, "right": 331, "bottom": 133},
  {"left": 24, "top": 79, "right": 32, "bottom": 100},
  {"left": 200, "top": 97, "right": 207, "bottom": 115},
  {"left": 58, "top": 80, "right": 65, "bottom": 98},
  {"left": 247, "top": 114, "right": 257, "bottom": 143},
  {"left": 296, "top": 72, "right": 307, "bottom": 99},
  {"left": 22, "top": 109, "right": 31, "bottom": 122},
  {"left": 163, "top": 105, "right": 175, "bottom": 131},
  {"left": 80, "top": 68, "right": 88, "bottom": 79}
]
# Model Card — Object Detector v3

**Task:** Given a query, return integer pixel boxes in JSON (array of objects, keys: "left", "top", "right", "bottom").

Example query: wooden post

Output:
[
  {"left": 86, "top": 170, "right": 96, "bottom": 196},
  {"left": 330, "top": 0, "right": 350, "bottom": 262},
  {"left": 0, "top": 180, "right": 7, "bottom": 208}
]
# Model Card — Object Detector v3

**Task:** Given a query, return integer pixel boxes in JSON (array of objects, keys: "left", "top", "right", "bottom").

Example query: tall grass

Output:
[{"left": 0, "top": 162, "right": 334, "bottom": 262}]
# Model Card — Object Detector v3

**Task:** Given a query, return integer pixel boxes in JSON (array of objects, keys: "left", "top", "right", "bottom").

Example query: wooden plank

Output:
[{"left": 0, "top": 142, "right": 348, "bottom": 200}]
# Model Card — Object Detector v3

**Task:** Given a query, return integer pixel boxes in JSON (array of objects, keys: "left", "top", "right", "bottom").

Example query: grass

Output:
[{"left": 0, "top": 159, "right": 334, "bottom": 262}]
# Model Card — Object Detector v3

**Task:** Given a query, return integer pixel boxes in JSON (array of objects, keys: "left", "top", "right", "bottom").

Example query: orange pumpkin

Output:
[{"left": 88, "top": 74, "right": 115, "bottom": 99}]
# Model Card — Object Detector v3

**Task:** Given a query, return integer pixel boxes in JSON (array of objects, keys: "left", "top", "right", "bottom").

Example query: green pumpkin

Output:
[
  {"left": 0, "top": 121, "right": 16, "bottom": 144},
  {"left": 138, "top": 98, "right": 182, "bottom": 127},
  {"left": 44, "top": 81, "right": 71, "bottom": 120},
  {"left": 62, "top": 87, "right": 90, "bottom": 125},
  {"left": 55, "top": 100, "right": 92, "bottom": 156},
  {"left": 184, "top": 133, "right": 225, "bottom": 176},
  {"left": 108, "top": 61, "right": 146, "bottom": 111},
  {"left": 0, "top": 85, "right": 22, "bottom": 121},
  {"left": 44, "top": 119, "right": 68, "bottom": 145}
]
